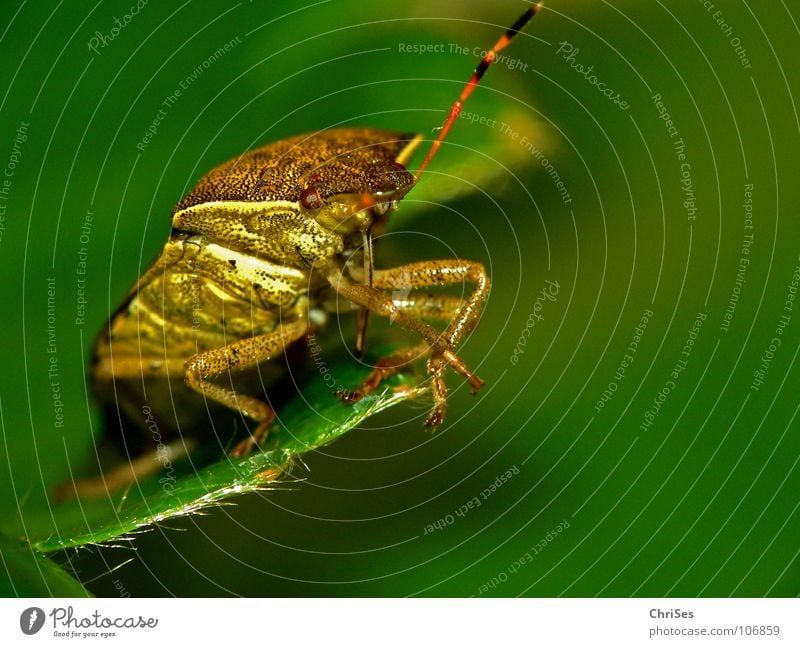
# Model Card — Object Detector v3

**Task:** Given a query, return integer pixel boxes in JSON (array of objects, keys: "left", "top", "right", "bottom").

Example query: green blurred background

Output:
[{"left": 1, "top": 0, "right": 798, "bottom": 596}]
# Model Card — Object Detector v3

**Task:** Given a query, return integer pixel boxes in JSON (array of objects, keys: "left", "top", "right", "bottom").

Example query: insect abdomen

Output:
[{"left": 98, "top": 235, "right": 310, "bottom": 361}]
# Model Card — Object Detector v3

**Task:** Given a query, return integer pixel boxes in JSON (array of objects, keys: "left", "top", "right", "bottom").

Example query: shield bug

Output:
[{"left": 83, "top": 5, "right": 540, "bottom": 492}]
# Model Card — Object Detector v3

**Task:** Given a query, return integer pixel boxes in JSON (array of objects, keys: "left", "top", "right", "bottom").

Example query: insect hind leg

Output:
[{"left": 54, "top": 438, "right": 195, "bottom": 501}]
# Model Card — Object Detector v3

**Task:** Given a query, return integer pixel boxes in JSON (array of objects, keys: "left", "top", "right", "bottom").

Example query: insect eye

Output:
[{"left": 300, "top": 186, "right": 323, "bottom": 210}]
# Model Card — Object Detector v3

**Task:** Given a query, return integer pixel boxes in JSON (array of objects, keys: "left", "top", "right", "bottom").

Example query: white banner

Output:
[{"left": 2, "top": 598, "right": 796, "bottom": 646}]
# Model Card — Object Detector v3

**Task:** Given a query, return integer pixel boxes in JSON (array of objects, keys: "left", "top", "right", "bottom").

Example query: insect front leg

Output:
[
  {"left": 389, "top": 293, "right": 466, "bottom": 323},
  {"left": 327, "top": 259, "right": 489, "bottom": 426},
  {"left": 375, "top": 260, "right": 490, "bottom": 348},
  {"left": 183, "top": 319, "right": 308, "bottom": 456},
  {"left": 337, "top": 295, "right": 465, "bottom": 401}
]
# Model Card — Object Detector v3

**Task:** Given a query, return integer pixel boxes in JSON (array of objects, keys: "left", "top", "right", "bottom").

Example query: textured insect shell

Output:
[{"left": 175, "top": 127, "right": 419, "bottom": 211}]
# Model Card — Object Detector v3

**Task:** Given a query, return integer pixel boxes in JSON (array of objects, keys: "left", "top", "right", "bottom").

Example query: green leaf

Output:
[
  {"left": 25, "top": 365, "right": 424, "bottom": 554},
  {"left": 0, "top": 533, "right": 91, "bottom": 597}
]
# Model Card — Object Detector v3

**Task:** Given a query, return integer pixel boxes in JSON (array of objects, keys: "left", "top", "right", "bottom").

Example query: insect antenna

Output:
[{"left": 414, "top": 3, "right": 541, "bottom": 179}]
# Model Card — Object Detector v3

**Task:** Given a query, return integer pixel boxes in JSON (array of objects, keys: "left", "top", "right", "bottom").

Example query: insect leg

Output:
[
  {"left": 182, "top": 319, "right": 308, "bottom": 456},
  {"left": 54, "top": 438, "right": 196, "bottom": 501},
  {"left": 390, "top": 293, "right": 465, "bottom": 322},
  {"left": 327, "top": 262, "right": 488, "bottom": 425},
  {"left": 339, "top": 294, "right": 466, "bottom": 401},
  {"left": 374, "top": 260, "right": 490, "bottom": 348},
  {"left": 380, "top": 261, "right": 490, "bottom": 425},
  {"left": 328, "top": 271, "right": 446, "bottom": 349},
  {"left": 338, "top": 343, "right": 428, "bottom": 404},
  {"left": 323, "top": 292, "right": 465, "bottom": 320}
]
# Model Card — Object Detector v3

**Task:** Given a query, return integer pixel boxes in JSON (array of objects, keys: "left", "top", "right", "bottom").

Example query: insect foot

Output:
[
  {"left": 424, "top": 348, "right": 485, "bottom": 428},
  {"left": 336, "top": 345, "right": 426, "bottom": 405},
  {"left": 230, "top": 418, "right": 274, "bottom": 458},
  {"left": 338, "top": 342, "right": 483, "bottom": 428}
]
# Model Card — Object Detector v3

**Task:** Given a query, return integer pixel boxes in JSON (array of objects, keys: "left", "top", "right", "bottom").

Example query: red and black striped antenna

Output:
[{"left": 414, "top": 3, "right": 541, "bottom": 180}]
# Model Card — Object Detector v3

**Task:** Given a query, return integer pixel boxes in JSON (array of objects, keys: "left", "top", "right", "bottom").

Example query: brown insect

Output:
[{"left": 84, "top": 5, "right": 539, "bottom": 490}]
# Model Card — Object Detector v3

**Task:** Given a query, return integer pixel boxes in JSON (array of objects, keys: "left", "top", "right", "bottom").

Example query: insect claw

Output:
[
  {"left": 337, "top": 389, "right": 363, "bottom": 404},
  {"left": 440, "top": 348, "right": 483, "bottom": 393},
  {"left": 425, "top": 405, "right": 446, "bottom": 428},
  {"left": 469, "top": 375, "right": 485, "bottom": 394},
  {"left": 230, "top": 420, "right": 272, "bottom": 457}
]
